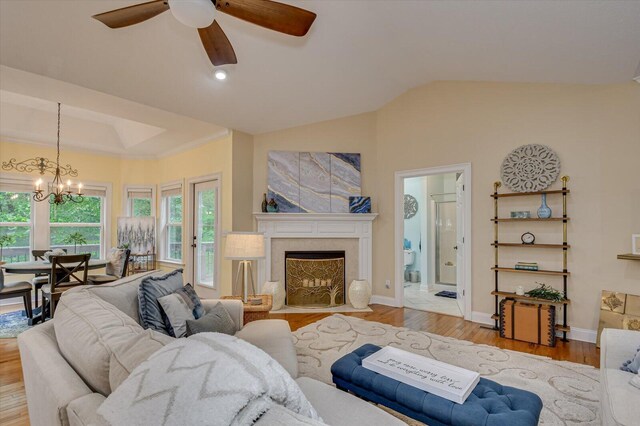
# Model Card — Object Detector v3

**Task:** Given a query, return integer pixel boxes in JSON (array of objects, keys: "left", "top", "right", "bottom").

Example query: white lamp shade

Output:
[
  {"left": 169, "top": 0, "right": 215, "bottom": 28},
  {"left": 224, "top": 232, "right": 265, "bottom": 260}
]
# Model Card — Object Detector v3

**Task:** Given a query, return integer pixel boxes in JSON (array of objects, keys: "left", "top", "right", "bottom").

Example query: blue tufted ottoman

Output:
[{"left": 331, "top": 344, "right": 542, "bottom": 426}]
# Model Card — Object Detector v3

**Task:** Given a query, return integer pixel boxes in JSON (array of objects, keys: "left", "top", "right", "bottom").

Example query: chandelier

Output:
[{"left": 1, "top": 103, "right": 83, "bottom": 205}]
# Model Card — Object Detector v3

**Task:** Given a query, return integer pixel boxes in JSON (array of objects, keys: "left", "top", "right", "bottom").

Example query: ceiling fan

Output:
[{"left": 92, "top": 0, "right": 317, "bottom": 66}]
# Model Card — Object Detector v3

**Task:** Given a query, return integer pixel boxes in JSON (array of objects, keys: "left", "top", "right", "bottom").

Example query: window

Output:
[
  {"left": 160, "top": 184, "right": 183, "bottom": 262},
  {"left": 125, "top": 187, "right": 154, "bottom": 217},
  {"left": 0, "top": 191, "right": 32, "bottom": 263},
  {"left": 49, "top": 186, "right": 107, "bottom": 258}
]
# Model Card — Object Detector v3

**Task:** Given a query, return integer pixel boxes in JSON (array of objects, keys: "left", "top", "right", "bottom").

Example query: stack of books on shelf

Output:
[{"left": 515, "top": 262, "right": 539, "bottom": 271}]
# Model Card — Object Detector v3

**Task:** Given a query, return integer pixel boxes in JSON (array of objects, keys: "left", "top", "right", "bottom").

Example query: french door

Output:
[{"left": 190, "top": 178, "right": 218, "bottom": 290}]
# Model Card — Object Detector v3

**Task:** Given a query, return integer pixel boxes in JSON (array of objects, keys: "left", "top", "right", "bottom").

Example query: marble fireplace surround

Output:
[{"left": 255, "top": 213, "right": 377, "bottom": 305}]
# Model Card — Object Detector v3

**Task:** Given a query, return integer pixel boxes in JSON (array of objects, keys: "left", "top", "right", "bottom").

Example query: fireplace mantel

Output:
[
  {"left": 254, "top": 213, "right": 378, "bottom": 222},
  {"left": 254, "top": 213, "right": 377, "bottom": 294}
]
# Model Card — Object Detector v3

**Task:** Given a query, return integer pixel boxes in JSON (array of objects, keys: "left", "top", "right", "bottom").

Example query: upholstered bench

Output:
[{"left": 331, "top": 344, "right": 543, "bottom": 426}]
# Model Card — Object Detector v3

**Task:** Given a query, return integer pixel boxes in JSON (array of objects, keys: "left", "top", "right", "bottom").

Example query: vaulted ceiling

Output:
[{"left": 1, "top": 0, "right": 639, "bottom": 138}]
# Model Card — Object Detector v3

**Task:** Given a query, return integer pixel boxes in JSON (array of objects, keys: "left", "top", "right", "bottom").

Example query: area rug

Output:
[
  {"left": 0, "top": 310, "right": 32, "bottom": 338},
  {"left": 292, "top": 314, "right": 600, "bottom": 425},
  {"left": 271, "top": 305, "right": 372, "bottom": 314},
  {"left": 434, "top": 290, "right": 457, "bottom": 299}
]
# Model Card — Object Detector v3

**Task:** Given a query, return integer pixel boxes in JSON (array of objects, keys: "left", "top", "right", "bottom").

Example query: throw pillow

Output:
[
  {"left": 631, "top": 372, "right": 640, "bottom": 390},
  {"left": 185, "top": 302, "right": 236, "bottom": 336},
  {"left": 105, "top": 248, "right": 126, "bottom": 277},
  {"left": 96, "top": 333, "right": 321, "bottom": 425},
  {"left": 158, "top": 284, "right": 203, "bottom": 337},
  {"left": 159, "top": 294, "right": 194, "bottom": 338},
  {"left": 138, "top": 269, "right": 184, "bottom": 335},
  {"left": 621, "top": 346, "right": 640, "bottom": 374}
]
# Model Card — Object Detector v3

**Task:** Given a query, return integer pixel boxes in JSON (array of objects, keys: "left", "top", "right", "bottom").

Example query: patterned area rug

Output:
[
  {"left": 0, "top": 310, "right": 32, "bottom": 338},
  {"left": 292, "top": 314, "right": 600, "bottom": 425}
]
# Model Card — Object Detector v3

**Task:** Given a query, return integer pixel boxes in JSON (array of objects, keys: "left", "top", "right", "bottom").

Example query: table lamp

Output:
[{"left": 224, "top": 232, "right": 265, "bottom": 304}]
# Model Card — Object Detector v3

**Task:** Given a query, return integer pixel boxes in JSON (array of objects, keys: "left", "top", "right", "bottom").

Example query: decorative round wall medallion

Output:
[
  {"left": 501, "top": 144, "right": 561, "bottom": 192},
  {"left": 404, "top": 194, "right": 418, "bottom": 219}
]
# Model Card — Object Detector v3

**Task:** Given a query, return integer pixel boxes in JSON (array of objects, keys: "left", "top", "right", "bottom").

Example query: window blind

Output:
[
  {"left": 161, "top": 184, "right": 182, "bottom": 198},
  {"left": 127, "top": 188, "right": 153, "bottom": 199}
]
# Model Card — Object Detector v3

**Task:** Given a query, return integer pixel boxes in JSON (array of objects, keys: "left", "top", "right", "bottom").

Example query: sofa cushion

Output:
[
  {"left": 109, "top": 329, "right": 174, "bottom": 391},
  {"left": 81, "top": 270, "right": 161, "bottom": 322},
  {"left": 602, "top": 368, "right": 640, "bottom": 426},
  {"left": 54, "top": 289, "right": 144, "bottom": 396},
  {"left": 138, "top": 269, "right": 184, "bottom": 335},
  {"left": 67, "top": 393, "right": 106, "bottom": 426},
  {"left": 186, "top": 302, "right": 237, "bottom": 337},
  {"left": 295, "top": 377, "right": 405, "bottom": 426},
  {"left": 235, "top": 319, "right": 298, "bottom": 379}
]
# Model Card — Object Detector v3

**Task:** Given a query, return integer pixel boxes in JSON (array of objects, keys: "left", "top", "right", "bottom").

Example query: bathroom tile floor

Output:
[{"left": 403, "top": 282, "right": 463, "bottom": 317}]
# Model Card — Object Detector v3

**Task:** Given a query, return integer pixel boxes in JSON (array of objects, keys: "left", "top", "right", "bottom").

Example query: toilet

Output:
[
  {"left": 403, "top": 249, "right": 415, "bottom": 267},
  {"left": 403, "top": 250, "right": 415, "bottom": 282}
]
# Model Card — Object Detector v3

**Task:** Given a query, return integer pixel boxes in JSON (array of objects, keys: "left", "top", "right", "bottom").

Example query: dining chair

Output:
[
  {"left": 31, "top": 249, "right": 67, "bottom": 309},
  {"left": 41, "top": 254, "right": 90, "bottom": 319},
  {"left": 87, "top": 249, "right": 131, "bottom": 285},
  {"left": 0, "top": 262, "right": 33, "bottom": 319}
]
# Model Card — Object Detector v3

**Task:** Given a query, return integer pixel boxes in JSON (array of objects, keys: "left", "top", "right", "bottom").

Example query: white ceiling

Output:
[
  {"left": 1, "top": 0, "right": 639, "bottom": 137},
  {"left": 0, "top": 67, "right": 228, "bottom": 158}
]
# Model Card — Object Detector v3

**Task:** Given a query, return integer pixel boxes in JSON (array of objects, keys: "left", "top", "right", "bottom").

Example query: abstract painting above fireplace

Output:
[
  {"left": 267, "top": 151, "right": 361, "bottom": 213},
  {"left": 285, "top": 251, "right": 345, "bottom": 308}
]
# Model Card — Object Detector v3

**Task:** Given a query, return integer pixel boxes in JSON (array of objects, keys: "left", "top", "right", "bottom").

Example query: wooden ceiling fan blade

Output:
[
  {"left": 217, "top": 0, "right": 316, "bottom": 37},
  {"left": 92, "top": 0, "right": 169, "bottom": 29},
  {"left": 198, "top": 21, "right": 238, "bottom": 66}
]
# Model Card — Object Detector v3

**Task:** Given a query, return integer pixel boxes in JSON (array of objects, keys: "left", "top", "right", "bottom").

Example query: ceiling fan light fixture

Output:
[
  {"left": 214, "top": 69, "right": 228, "bottom": 80},
  {"left": 168, "top": 0, "right": 215, "bottom": 28}
]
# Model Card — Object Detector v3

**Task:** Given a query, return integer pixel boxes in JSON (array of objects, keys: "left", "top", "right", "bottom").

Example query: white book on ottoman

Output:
[{"left": 362, "top": 346, "right": 480, "bottom": 404}]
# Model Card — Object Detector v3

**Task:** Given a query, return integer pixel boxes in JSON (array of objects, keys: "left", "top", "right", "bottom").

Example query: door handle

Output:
[
  {"left": 191, "top": 243, "right": 197, "bottom": 248},
  {"left": 454, "top": 246, "right": 458, "bottom": 250}
]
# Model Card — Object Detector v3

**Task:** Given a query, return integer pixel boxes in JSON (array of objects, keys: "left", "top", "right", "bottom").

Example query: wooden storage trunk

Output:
[{"left": 500, "top": 299, "right": 556, "bottom": 347}]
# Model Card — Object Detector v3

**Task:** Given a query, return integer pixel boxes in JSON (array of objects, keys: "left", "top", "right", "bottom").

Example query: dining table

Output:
[{"left": 2, "top": 258, "right": 109, "bottom": 325}]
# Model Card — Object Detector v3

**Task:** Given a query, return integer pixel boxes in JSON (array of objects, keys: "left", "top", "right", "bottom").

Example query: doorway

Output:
[
  {"left": 187, "top": 175, "right": 220, "bottom": 294},
  {"left": 395, "top": 164, "right": 471, "bottom": 319}
]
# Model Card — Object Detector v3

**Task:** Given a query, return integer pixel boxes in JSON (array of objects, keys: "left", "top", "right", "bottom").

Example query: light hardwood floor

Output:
[{"left": 0, "top": 304, "right": 599, "bottom": 426}]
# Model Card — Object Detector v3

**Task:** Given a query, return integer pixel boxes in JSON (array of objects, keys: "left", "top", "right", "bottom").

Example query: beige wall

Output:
[
  {"left": 252, "top": 112, "right": 378, "bottom": 212},
  {"left": 252, "top": 81, "right": 640, "bottom": 333},
  {"left": 1, "top": 134, "right": 238, "bottom": 298}
]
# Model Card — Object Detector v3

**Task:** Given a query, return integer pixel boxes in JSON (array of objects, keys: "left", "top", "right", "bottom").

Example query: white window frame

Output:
[
  {"left": 123, "top": 185, "right": 156, "bottom": 217},
  {"left": 0, "top": 179, "right": 34, "bottom": 262},
  {"left": 0, "top": 174, "right": 112, "bottom": 259},
  {"left": 186, "top": 174, "right": 221, "bottom": 292},
  {"left": 49, "top": 183, "right": 111, "bottom": 259},
  {"left": 159, "top": 181, "right": 183, "bottom": 264}
]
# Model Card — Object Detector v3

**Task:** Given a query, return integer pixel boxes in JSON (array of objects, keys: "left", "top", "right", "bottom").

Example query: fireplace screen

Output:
[{"left": 285, "top": 251, "right": 345, "bottom": 308}]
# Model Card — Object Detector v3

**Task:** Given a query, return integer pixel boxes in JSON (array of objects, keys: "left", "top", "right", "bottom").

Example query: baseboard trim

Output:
[
  {"left": 371, "top": 295, "right": 401, "bottom": 307},
  {"left": 471, "top": 311, "right": 597, "bottom": 343},
  {"left": 471, "top": 311, "right": 495, "bottom": 325},
  {"left": 567, "top": 327, "right": 597, "bottom": 344}
]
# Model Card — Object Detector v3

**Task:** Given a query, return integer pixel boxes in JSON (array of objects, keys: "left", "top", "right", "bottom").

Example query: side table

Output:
[{"left": 221, "top": 294, "right": 272, "bottom": 325}]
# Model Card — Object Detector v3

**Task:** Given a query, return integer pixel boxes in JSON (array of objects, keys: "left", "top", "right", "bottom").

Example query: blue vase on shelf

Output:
[{"left": 537, "top": 194, "right": 552, "bottom": 219}]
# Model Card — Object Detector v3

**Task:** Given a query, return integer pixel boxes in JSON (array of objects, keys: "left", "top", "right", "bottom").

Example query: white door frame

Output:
[
  {"left": 186, "top": 173, "right": 222, "bottom": 295},
  {"left": 394, "top": 163, "right": 472, "bottom": 320}
]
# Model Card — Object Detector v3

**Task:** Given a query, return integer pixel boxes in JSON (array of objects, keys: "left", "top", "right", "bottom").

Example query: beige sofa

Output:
[
  {"left": 18, "top": 271, "right": 403, "bottom": 426},
  {"left": 600, "top": 328, "right": 640, "bottom": 426}
]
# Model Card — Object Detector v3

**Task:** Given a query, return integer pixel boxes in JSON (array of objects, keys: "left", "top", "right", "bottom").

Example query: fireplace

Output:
[{"left": 285, "top": 251, "right": 345, "bottom": 308}]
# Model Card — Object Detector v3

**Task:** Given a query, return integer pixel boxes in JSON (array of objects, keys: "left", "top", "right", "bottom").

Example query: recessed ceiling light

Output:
[{"left": 214, "top": 70, "right": 227, "bottom": 81}]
